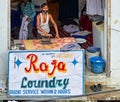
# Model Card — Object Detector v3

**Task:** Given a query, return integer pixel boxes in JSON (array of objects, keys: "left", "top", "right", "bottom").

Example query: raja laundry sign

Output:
[{"left": 8, "top": 50, "right": 84, "bottom": 97}]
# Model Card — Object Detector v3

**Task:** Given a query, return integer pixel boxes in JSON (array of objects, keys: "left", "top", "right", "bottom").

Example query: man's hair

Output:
[{"left": 41, "top": 3, "right": 48, "bottom": 8}]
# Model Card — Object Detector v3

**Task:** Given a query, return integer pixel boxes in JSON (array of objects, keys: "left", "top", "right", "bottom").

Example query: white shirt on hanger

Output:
[{"left": 86, "top": 0, "right": 104, "bottom": 16}]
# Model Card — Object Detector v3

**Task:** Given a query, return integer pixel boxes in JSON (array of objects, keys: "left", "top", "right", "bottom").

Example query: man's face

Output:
[{"left": 42, "top": 5, "right": 49, "bottom": 13}]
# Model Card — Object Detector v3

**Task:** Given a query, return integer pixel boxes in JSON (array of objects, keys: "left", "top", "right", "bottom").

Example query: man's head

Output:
[{"left": 41, "top": 3, "right": 49, "bottom": 14}]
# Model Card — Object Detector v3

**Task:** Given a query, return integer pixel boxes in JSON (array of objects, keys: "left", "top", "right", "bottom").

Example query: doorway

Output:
[
  {"left": 10, "top": 0, "right": 110, "bottom": 75},
  {"left": 5, "top": 0, "right": 116, "bottom": 98}
]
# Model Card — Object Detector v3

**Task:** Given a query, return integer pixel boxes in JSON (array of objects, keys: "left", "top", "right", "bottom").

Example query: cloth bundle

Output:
[
  {"left": 63, "top": 24, "right": 80, "bottom": 33},
  {"left": 60, "top": 42, "right": 81, "bottom": 51}
]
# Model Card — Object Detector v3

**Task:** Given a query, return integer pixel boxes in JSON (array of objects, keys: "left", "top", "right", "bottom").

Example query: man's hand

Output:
[
  {"left": 26, "top": 17, "right": 31, "bottom": 22},
  {"left": 55, "top": 34, "right": 60, "bottom": 38},
  {"left": 41, "top": 32, "right": 52, "bottom": 37}
]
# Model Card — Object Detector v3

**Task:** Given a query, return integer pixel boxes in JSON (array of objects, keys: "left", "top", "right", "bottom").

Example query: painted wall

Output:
[
  {"left": 111, "top": 0, "right": 120, "bottom": 71},
  {"left": 108, "top": 0, "right": 120, "bottom": 87},
  {"left": 0, "top": 0, "right": 10, "bottom": 80}
]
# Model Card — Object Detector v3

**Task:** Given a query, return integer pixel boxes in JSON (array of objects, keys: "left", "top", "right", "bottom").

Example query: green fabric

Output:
[{"left": 21, "top": 2, "right": 36, "bottom": 20}]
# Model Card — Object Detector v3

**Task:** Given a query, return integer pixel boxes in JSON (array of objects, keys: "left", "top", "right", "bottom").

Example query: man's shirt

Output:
[{"left": 21, "top": 2, "right": 36, "bottom": 21}]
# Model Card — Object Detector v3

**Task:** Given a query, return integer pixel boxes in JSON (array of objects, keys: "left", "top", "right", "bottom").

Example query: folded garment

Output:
[
  {"left": 60, "top": 42, "right": 81, "bottom": 51},
  {"left": 63, "top": 24, "right": 80, "bottom": 33},
  {"left": 70, "top": 30, "right": 91, "bottom": 36}
]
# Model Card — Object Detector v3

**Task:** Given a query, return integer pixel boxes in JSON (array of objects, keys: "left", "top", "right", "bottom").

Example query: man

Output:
[
  {"left": 36, "top": 3, "right": 59, "bottom": 38},
  {"left": 19, "top": 0, "right": 36, "bottom": 39}
]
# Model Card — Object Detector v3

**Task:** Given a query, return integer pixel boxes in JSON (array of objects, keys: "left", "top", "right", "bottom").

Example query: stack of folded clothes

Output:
[
  {"left": 63, "top": 24, "right": 80, "bottom": 33},
  {"left": 70, "top": 30, "right": 91, "bottom": 39},
  {"left": 60, "top": 42, "right": 81, "bottom": 51}
]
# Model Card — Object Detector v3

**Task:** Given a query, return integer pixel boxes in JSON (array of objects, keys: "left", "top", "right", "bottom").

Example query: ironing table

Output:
[{"left": 13, "top": 37, "right": 77, "bottom": 50}]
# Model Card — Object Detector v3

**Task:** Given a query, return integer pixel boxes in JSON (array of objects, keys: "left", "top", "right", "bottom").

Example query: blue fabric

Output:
[
  {"left": 11, "top": 10, "right": 21, "bottom": 29},
  {"left": 71, "top": 34, "right": 90, "bottom": 39},
  {"left": 59, "top": 0, "right": 78, "bottom": 20}
]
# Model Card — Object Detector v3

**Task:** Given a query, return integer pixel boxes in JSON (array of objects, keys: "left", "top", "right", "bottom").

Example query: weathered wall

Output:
[{"left": 0, "top": 0, "right": 10, "bottom": 80}]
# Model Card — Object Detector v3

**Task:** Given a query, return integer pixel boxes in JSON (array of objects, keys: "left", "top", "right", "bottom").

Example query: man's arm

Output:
[{"left": 49, "top": 14, "right": 60, "bottom": 38}]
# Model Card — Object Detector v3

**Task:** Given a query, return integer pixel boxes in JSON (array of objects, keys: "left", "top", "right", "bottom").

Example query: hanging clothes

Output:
[
  {"left": 78, "top": 0, "right": 86, "bottom": 17},
  {"left": 19, "top": 15, "right": 30, "bottom": 40},
  {"left": 86, "top": 0, "right": 104, "bottom": 16}
]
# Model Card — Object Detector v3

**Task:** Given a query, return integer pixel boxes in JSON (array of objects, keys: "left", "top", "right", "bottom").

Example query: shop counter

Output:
[{"left": 14, "top": 37, "right": 77, "bottom": 50}]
